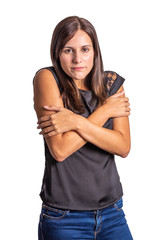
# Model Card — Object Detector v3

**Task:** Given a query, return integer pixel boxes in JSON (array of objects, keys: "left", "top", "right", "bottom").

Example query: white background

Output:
[{"left": 1, "top": 0, "right": 160, "bottom": 239}]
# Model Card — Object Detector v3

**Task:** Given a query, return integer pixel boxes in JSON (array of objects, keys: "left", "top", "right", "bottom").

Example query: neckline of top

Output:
[{"left": 78, "top": 88, "right": 92, "bottom": 93}]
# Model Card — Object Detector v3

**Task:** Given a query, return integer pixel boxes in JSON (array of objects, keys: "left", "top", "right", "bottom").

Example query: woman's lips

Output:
[{"left": 72, "top": 67, "right": 84, "bottom": 71}]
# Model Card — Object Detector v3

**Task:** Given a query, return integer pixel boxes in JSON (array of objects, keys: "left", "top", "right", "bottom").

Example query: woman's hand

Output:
[
  {"left": 37, "top": 106, "right": 80, "bottom": 137},
  {"left": 103, "top": 91, "right": 131, "bottom": 118},
  {"left": 37, "top": 91, "right": 130, "bottom": 137}
]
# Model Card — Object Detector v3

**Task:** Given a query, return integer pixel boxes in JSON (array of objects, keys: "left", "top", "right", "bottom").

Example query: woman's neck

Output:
[{"left": 73, "top": 79, "right": 89, "bottom": 91}]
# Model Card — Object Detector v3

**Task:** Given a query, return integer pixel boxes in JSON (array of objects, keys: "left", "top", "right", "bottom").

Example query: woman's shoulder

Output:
[
  {"left": 104, "top": 70, "right": 123, "bottom": 81},
  {"left": 34, "top": 66, "right": 56, "bottom": 78},
  {"left": 33, "top": 66, "right": 60, "bottom": 88},
  {"left": 104, "top": 70, "right": 125, "bottom": 95}
]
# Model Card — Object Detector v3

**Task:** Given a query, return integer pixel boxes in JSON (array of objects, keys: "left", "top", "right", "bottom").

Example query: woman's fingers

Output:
[
  {"left": 39, "top": 126, "right": 54, "bottom": 135},
  {"left": 112, "top": 91, "right": 125, "bottom": 98},
  {"left": 39, "top": 126, "right": 61, "bottom": 138},
  {"left": 37, "top": 106, "right": 61, "bottom": 124},
  {"left": 124, "top": 102, "right": 130, "bottom": 107},
  {"left": 37, "top": 106, "right": 59, "bottom": 124},
  {"left": 37, "top": 106, "right": 63, "bottom": 130},
  {"left": 43, "top": 131, "right": 57, "bottom": 138},
  {"left": 44, "top": 106, "right": 61, "bottom": 111},
  {"left": 37, "top": 120, "right": 51, "bottom": 129},
  {"left": 126, "top": 107, "right": 131, "bottom": 112},
  {"left": 124, "top": 97, "right": 129, "bottom": 102},
  {"left": 37, "top": 115, "right": 50, "bottom": 124}
]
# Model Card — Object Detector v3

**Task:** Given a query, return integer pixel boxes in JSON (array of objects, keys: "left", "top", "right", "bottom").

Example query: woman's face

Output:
[{"left": 59, "top": 30, "right": 94, "bottom": 84}]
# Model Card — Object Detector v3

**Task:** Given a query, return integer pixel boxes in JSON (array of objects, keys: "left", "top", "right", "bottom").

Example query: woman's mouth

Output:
[{"left": 72, "top": 67, "right": 84, "bottom": 71}]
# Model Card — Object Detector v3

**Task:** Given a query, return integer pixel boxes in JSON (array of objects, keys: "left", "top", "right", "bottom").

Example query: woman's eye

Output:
[
  {"left": 64, "top": 49, "right": 73, "bottom": 53},
  {"left": 82, "top": 48, "right": 89, "bottom": 52}
]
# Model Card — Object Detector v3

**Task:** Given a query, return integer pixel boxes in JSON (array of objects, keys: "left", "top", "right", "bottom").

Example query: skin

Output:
[
  {"left": 34, "top": 30, "right": 131, "bottom": 162},
  {"left": 59, "top": 30, "right": 94, "bottom": 90}
]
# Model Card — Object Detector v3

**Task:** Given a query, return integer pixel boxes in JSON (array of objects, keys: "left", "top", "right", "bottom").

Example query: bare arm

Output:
[
  {"left": 75, "top": 94, "right": 131, "bottom": 157},
  {"left": 34, "top": 69, "right": 130, "bottom": 161},
  {"left": 34, "top": 69, "right": 110, "bottom": 161},
  {"left": 39, "top": 86, "right": 131, "bottom": 159}
]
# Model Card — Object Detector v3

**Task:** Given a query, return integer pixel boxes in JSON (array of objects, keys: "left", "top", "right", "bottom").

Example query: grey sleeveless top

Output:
[{"left": 35, "top": 66, "right": 125, "bottom": 210}]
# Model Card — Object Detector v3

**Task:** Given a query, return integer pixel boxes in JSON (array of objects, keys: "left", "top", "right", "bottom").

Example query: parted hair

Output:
[{"left": 50, "top": 16, "right": 107, "bottom": 113}]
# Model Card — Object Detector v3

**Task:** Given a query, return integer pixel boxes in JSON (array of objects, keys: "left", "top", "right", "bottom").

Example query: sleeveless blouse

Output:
[{"left": 35, "top": 66, "right": 125, "bottom": 210}]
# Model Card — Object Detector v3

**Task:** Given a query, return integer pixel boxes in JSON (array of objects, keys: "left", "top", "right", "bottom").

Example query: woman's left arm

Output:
[
  {"left": 75, "top": 86, "right": 131, "bottom": 158},
  {"left": 39, "top": 86, "right": 131, "bottom": 158}
]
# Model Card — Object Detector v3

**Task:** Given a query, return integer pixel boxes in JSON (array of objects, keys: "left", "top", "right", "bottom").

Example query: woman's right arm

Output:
[{"left": 33, "top": 69, "right": 129, "bottom": 161}]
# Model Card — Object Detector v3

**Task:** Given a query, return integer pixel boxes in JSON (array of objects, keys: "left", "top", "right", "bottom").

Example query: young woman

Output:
[{"left": 33, "top": 16, "right": 133, "bottom": 240}]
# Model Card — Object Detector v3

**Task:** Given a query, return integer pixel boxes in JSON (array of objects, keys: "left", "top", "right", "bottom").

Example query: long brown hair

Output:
[{"left": 50, "top": 16, "right": 107, "bottom": 113}]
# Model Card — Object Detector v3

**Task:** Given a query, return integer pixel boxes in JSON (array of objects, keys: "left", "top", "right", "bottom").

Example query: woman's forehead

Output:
[{"left": 64, "top": 30, "right": 93, "bottom": 47}]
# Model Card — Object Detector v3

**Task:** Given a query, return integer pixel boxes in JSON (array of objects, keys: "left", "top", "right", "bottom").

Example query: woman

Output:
[{"left": 33, "top": 16, "right": 133, "bottom": 240}]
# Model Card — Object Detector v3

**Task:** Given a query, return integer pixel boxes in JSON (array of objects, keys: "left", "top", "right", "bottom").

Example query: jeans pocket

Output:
[
  {"left": 113, "top": 198, "right": 123, "bottom": 211},
  {"left": 42, "top": 204, "right": 69, "bottom": 220}
]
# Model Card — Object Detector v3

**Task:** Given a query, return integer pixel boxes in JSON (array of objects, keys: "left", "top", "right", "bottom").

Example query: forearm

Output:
[
  {"left": 35, "top": 70, "right": 129, "bottom": 161},
  {"left": 75, "top": 116, "right": 131, "bottom": 158},
  {"left": 46, "top": 105, "right": 110, "bottom": 161}
]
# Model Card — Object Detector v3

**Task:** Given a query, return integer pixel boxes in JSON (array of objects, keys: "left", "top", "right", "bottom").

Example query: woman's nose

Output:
[{"left": 72, "top": 52, "right": 82, "bottom": 64}]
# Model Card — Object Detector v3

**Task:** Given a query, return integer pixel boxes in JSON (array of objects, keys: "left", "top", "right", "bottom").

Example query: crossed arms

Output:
[{"left": 33, "top": 69, "right": 131, "bottom": 162}]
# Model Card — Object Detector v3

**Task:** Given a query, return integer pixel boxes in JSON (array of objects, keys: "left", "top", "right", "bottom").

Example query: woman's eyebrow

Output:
[{"left": 64, "top": 45, "right": 92, "bottom": 48}]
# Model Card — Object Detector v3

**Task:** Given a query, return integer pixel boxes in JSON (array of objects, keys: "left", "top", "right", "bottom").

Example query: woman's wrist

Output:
[
  {"left": 99, "top": 104, "right": 111, "bottom": 119},
  {"left": 73, "top": 103, "right": 111, "bottom": 133},
  {"left": 74, "top": 114, "right": 88, "bottom": 132}
]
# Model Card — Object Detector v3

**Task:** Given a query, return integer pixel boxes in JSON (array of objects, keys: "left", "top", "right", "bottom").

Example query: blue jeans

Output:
[{"left": 38, "top": 198, "right": 133, "bottom": 240}]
